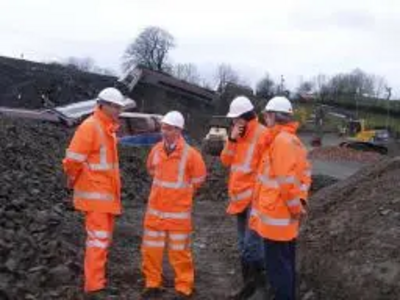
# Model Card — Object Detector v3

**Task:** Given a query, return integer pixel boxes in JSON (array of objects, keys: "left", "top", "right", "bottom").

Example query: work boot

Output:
[
  {"left": 229, "top": 261, "right": 258, "bottom": 300},
  {"left": 172, "top": 291, "right": 193, "bottom": 300},
  {"left": 253, "top": 269, "right": 272, "bottom": 299},
  {"left": 84, "top": 287, "right": 118, "bottom": 300},
  {"left": 141, "top": 287, "right": 165, "bottom": 299}
]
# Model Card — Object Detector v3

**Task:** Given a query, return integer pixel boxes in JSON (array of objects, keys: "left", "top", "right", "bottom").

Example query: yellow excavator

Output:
[{"left": 339, "top": 119, "right": 390, "bottom": 155}]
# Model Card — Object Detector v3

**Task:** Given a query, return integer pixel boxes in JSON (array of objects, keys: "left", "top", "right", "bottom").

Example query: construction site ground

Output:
[
  {"left": 1, "top": 117, "right": 399, "bottom": 300},
  {"left": 1, "top": 56, "right": 399, "bottom": 299}
]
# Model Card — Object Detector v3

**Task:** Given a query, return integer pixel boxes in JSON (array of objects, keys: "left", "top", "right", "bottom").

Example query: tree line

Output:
[{"left": 57, "top": 26, "right": 399, "bottom": 115}]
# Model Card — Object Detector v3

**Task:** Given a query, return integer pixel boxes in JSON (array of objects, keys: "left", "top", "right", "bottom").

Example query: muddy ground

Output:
[
  {"left": 0, "top": 117, "right": 340, "bottom": 300},
  {"left": 2, "top": 116, "right": 399, "bottom": 300},
  {"left": 1, "top": 55, "right": 399, "bottom": 300}
]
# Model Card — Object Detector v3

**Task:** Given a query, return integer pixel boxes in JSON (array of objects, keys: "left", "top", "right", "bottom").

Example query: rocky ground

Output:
[
  {"left": 1, "top": 116, "right": 398, "bottom": 300},
  {"left": 309, "top": 146, "right": 382, "bottom": 163},
  {"left": 299, "top": 157, "right": 400, "bottom": 300}
]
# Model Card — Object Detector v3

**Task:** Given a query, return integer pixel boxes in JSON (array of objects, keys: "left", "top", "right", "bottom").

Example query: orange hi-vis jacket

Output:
[
  {"left": 220, "top": 119, "right": 271, "bottom": 215},
  {"left": 63, "top": 107, "right": 122, "bottom": 215},
  {"left": 145, "top": 137, "right": 207, "bottom": 231},
  {"left": 250, "top": 122, "right": 311, "bottom": 241}
]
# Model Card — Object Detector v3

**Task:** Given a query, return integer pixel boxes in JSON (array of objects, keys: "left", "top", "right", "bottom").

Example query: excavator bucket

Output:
[{"left": 202, "top": 116, "right": 231, "bottom": 156}]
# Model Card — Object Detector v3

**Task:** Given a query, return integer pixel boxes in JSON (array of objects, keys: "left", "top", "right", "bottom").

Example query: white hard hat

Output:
[
  {"left": 227, "top": 96, "right": 254, "bottom": 118},
  {"left": 264, "top": 96, "right": 293, "bottom": 114},
  {"left": 162, "top": 111, "right": 185, "bottom": 129},
  {"left": 97, "top": 87, "right": 125, "bottom": 107}
]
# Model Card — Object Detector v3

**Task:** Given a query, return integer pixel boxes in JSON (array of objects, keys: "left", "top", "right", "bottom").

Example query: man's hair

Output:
[
  {"left": 97, "top": 99, "right": 107, "bottom": 108},
  {"left": 239, "top": 110, "right": 256, "bottom": 121}
]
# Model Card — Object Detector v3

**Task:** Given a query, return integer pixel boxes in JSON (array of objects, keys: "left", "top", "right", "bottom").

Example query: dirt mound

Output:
[
  {"left": 0, "top": 56, "right": 115, "bottom": 109},
  {"left": 0, "top": 115, "right": 353, "bottom": 299},
  {"left": 299, "top": 158, "right": 400, "bottom": 300},
  {"left": 0, "top": 118, "right": 82, "bottom": 299},
  {"left": 0, "top": 117, "right": 154, "bottom": 299},
  {"left": 309, "top": 146, "right": 382, "bottom": 162},
  {"left": 309, "top": 175, "right": 338, "bottom": 194},
  {"left": 0, "top": 116, "right": 236, "bottom": 299}
]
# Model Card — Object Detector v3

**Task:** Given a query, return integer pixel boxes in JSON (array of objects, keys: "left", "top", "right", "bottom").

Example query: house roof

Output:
[{"left": 120, "top": 66, "right": 217, "bottom": 105}]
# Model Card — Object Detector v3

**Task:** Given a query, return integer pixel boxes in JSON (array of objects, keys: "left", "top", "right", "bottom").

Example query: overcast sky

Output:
[{"left": 1, "top": 0, "right": 399, "bottom": 97}]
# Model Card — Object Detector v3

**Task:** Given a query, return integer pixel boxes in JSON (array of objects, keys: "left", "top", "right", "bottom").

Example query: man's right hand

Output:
[{"left": 230, "top": 124, "right": 245, "bottom": 140}]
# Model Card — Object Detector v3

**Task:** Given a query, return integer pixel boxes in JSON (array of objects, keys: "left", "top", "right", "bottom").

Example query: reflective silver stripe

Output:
[
  {"left": 169, "top": 233, "right": 190, "bottom": 241},
  {"left": 276, "top": 175, "right": 299, "bottom": 185},
  {"left": 231, "top": 165, "right": 252, "bottom": 173},
  {"left": 257, "top": 174, "right": 279, "bottom": 189},
  {"left": 144, "top": 230, "right": 166, "bottom": 238},
  {"left": 87, "top": 230, "right": 110, "bottom": 239},
  {"left": 153, "top": 151, "right": 160, "bottom": 165},
  {"left": 300, "top": 184, "right": 309, "bottom": 192},
  {"left": 251, "top": 209, "right": 293, "bottom": 226},
  {"left": 87, "top": 240, "right": 108, "bottom": 249},
  {"left": 87, "top": 121, "right": 118, "bottom": 171},
  {"left": 231, "top": 189, "right": 253, "bottom": 202},
  {"left": 152, "top": 143, "right": 191, "bottom": 189},
  {"left": 286, "top": 198, "right": 301, "bottom": 207},
  {"left": 223, "top": 149, "right": 235, "bottom": 156},
  {"left": 148, "top": 208, "right": 191, "bottom": 220},
  {"left": 169, "top": 244, "right": 187, "bottom": 250},
  {"left": 191, "top": 176, "right": 206, "bottom": 184},
  {"left": 74, "top": 191, "right": 113, "bottom": 201},
  {"left": 88, "top": 162, "right": 118, "bottom": 171},
  {"left": 153, "top": 179, "right": 190, "bottom": 189},
  {"left": 143, "top": 240, "right": 165, "bottom": 248},
  {"left": 66, "top": 150, "right": 87, "bottom": 162},
  {"left": 303, "top": 170, "right": 312, "bottom": 177},
  {"left": 231, "top": 125, "right": 263, "bottom": 174}
]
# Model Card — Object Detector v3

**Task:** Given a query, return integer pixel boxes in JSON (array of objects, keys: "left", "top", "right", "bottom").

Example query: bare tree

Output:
[
  {"left": 214, "top": 64, "right": 240, "bottom": 90},
  {"left": 122, "top": 26, "right": 175, "bottom": 72},
  {"left": 297, "top": 81, "right": 314, "bottom": 94},
  {"left": 372, "top": 75, "right": 388, "bottom": 98},
  {"left": 172, "top": 63, "right": 201, "bottom": 84},
  {"left": 313, "top": 74, "right": 329, "bottom": 101},
  {"left": 256, "top": 73, "right": 275, "bottom": 99},
  {"left": 62, "top": 57, "right": 115, "bottom": 76},
  {"left": 65, "top": 57, "right": 95, "bottom": 72},
  {"left": 322, "top": 69, "right": 378, "bottom": 99},
  {"left": 200, "top": 79, "right": 213, "bottom": 90},
  {"left": 92, "top": 67, "right": 116, "bottom": 76}
]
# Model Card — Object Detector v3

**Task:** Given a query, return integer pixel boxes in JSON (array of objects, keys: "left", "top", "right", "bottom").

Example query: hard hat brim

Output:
[
  {"left": 97, "top": 98, "right": 125, "bottom": 107},
  {"left": 161, "top": 120, "right": 184, "bottom": 129},
  {"left": 226, "top": 112, "right": 242, "bottom": 118},
  {"left": 264, "top": 109, "right": 294, "bottom": 115}
]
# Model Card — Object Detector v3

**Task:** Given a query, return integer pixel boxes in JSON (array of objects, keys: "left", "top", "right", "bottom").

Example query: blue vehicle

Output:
[{"left": 119, "top": 132, "right": 193, "bottom": 147}]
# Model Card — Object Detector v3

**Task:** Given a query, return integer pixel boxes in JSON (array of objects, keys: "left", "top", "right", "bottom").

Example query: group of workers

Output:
[{"left": 63, "top": 87, "right": 311, "bottom": 300}]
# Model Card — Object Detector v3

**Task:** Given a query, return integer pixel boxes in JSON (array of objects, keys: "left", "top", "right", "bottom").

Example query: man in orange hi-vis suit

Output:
[
  {"left": 220, "top": 96, "right": 272, "bottom": 299},
  {"left": 141, "top": 111, "right": 207, "bottom": 299},
  {"left": 250, "top": 96, "right": 311, "bottom": 300},
  {"left": 63, "top": 87, "right": 126, "bottom": 299}
]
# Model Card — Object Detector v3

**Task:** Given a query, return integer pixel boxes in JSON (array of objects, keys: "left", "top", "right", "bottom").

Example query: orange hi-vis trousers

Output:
[
  {"left": 84, "top": 212, "right": 115, "bottom": 292},
  {"left": 141, "top": 228, "right": 194, "bottom": 296}
]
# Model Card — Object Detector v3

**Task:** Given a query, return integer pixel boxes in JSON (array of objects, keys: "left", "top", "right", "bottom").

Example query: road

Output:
[
  {"left": 311, "top": 159, "right": 366, "bottom": 180},
  {"left": 299, "top": 132, "right": 368, "bottom": 180}
]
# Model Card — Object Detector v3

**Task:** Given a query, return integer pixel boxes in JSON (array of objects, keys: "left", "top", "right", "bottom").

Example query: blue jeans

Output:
[
  {"left": 237, "top": 208, "right": 264, "bottom": 266},
  {"left": 263, "top": 238, "right": 296, "bottom": 300}
]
